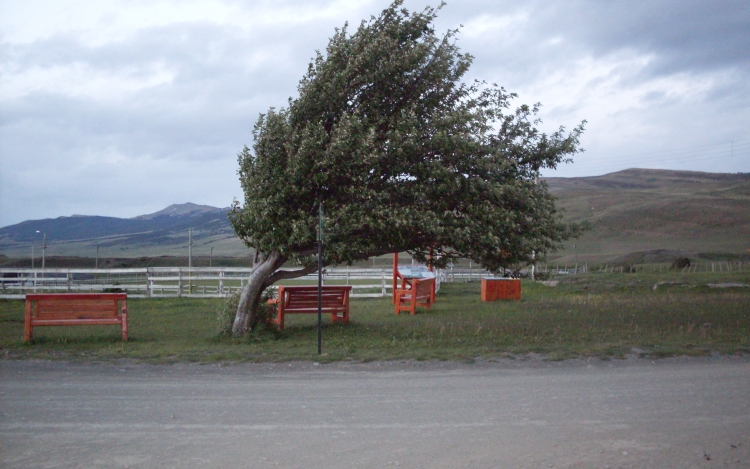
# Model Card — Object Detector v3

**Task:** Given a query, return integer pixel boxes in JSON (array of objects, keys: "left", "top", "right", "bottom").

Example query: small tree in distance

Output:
[{"left": 229, "top": 0, "right": 585, "bottom": 336}]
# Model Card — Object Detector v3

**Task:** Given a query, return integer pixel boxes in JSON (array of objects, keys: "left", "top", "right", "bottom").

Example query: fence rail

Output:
[
  {"left": 6, "top": 262, "right": 741, "bottom": 299},
  {"left": 0, "top": 266, "right": 492, "bottom": 300}
]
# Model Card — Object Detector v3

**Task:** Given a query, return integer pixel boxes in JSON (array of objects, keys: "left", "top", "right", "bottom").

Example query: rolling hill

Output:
[
  {"left": 0, "top": 203, "right": 247, "bottom": 260},
  {"left": 545, "top": 168, "right": 750, "bottom": 264},
  {"left": 1, "top": 169, "right": 748, "bottom": 266}
]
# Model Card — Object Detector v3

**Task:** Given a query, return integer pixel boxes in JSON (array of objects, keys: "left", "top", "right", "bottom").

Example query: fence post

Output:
[
  {"left": 178, "top": 269, "right": 183, "bottom": 297},
  {"left": 67, "top": 272, "right": 72, "bottom": 293},
  {"left": 381, "top": 272, "right": 386, "bottom": 297}
]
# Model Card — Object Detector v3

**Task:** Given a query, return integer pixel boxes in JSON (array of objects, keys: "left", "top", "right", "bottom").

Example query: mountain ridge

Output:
[{"left": 1, "top": 169, "right": 748, "bottom": 262}]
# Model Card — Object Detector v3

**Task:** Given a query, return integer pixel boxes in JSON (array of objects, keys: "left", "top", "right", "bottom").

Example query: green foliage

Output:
[
  {"left": 217, "top": 289, "right": 277, "bottom": 335},
  {"left": 216, "top": 290, "right": 241, "bottom": 336},
  {"left": 672, "top": 257, "right": 691, "bottom": 269},
  {"left": 230, "top": 0, "right": 585, "bottom": 273}
]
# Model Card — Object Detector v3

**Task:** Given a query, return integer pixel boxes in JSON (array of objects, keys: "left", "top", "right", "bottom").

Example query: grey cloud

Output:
[
  {"left": 427, "top": 0, "right": 749, "bottom": 90},
  {"left": 1, "top": 0, "right": 749, "bottom": 227}
]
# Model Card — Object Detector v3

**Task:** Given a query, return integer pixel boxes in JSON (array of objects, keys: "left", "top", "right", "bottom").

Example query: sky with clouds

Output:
[{"left": 1, "top": 0, "right": 748, "bottom": 227}]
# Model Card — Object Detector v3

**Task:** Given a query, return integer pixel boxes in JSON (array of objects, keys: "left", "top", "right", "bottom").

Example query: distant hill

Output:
[
  {"left": 545, "top": 168, "right": 750, "bottom": 264},
  {"left": 132, "top": 203, "right": 223, "bottom": 220},
  {"left": 0, "top": 203, "right": 247, "bottom": 259},
  {"left": 1, "top": 170, "right": 749, "bottom": 264}
]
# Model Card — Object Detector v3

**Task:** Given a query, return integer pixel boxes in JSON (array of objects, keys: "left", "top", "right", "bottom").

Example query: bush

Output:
[
  {"left": 216, "top": 290, "right": 241, "bottom": 336},
  {"left": 672, "top": 257, "right": 691, "bottom": 270},
  {"left": 216, "top": 289, "right": 278, "bottom": 336}
]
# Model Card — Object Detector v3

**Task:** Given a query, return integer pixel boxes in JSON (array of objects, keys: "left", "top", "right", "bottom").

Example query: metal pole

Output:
[
  {"left": 188, "top": 229, "right": 193, "bottom": 293},
  {"left": 392, "top": 252, "right": 398, "bottom": 304},
  {"left": 32, "top": 246, "right": 35, "bottom": 269},
  {"left": 96, "top": 245, "right": 99, "bottom": 269},
  {"left": 210, "top": 247, "right": 214, "bottom": 267},
  {"left": 317, "top": 203, "right": 324, "bottom": 355},
  {"left": 37, "top": 231, "right": 46, "bottom": 269}
]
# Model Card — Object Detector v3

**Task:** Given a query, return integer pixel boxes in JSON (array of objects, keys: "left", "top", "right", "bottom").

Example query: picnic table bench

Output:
[
  {"left": 24, "top": 293, "right": 128, "bottom": 342},
  {"left": 394, "top": 277, "right": 435, "bottom": 315},
  {"left": 268, "top": 286, "right": 352, "bottom": 331}
]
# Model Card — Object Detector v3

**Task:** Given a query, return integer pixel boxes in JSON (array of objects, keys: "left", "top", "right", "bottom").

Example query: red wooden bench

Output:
[
  {"left": 267, "top": 286, "right": 352, "bottom": 331},
  {"left": 24, "top": 293, "right": 128, "bottom": 342},
  {"left": 394, "top": 278, "right": 435, "bottom": 315}
]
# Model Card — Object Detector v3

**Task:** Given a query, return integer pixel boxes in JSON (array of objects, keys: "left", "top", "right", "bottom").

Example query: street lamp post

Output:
[{"left": 36, "top": 231, "right": 46, "bottom": 269}]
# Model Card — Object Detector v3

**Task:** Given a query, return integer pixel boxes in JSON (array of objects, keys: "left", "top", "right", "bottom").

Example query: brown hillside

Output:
[{"left": 545, "top": 169, "right": 750, "bottom": 264}]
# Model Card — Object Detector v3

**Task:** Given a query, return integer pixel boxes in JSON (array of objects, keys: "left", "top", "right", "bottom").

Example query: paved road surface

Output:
[{"left": 1, "top": 356, "right": 749, "bottom": 468}]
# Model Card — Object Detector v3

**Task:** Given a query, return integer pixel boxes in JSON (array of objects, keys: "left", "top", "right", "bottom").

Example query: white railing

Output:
[{"left": 0, "top": 266, "right": 488, "bottom": 300}]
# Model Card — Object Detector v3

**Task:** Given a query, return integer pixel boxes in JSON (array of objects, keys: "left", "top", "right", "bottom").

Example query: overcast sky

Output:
[{"left": 1, "top": 0, "right": 748, "bottom": 227}]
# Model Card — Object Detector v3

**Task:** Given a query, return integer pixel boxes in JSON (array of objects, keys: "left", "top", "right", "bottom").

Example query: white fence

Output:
[{"left": 0, "top": 266, "right": 492, "bottom": 300}]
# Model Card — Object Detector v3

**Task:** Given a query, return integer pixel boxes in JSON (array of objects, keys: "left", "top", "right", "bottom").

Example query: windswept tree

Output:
[{"left": 229, "top": 0, "right": 585, "bottom": 335}]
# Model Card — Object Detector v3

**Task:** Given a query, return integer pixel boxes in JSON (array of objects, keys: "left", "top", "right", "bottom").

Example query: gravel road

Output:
[{"left": 1, "top": 355, "right": 749, "bottom": 468}]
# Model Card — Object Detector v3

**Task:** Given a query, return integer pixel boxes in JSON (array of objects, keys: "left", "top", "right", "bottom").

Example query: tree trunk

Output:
[{"left": 232, "top": 251, "right": 285, "bottom": 336}]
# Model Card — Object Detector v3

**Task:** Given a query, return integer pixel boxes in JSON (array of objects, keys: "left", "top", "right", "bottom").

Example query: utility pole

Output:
[
  {"left": 188, "top": 229, "right": 193, "bottom": 268},
  {"left": 210, "top": 247, "right": 214, "bottom": 267},
  {"left": 188, "top": 229, "right": 193, "bottom": 294},
  {"left": 31, "top": 246, "right": 35, "bottom": 269},
  {"left": 95, "top": 245, "right": 99, "bottom": 269},
  {"left": 36, "top": 231, "right": 46, "bottom": 269}
]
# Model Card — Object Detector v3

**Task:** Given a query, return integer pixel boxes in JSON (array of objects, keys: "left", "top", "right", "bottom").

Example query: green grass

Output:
[{"left": 2, "top": 270, "right": 749, "bottom": 362}]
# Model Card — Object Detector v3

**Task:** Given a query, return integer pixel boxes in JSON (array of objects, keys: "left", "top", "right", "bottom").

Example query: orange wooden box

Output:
[{"left": 481, "top": 278, "right": 521, "bottom": 301}]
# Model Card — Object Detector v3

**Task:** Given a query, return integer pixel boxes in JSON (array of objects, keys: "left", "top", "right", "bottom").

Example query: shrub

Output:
[
  {"left": 216, "top": 290, "right": 241, "bottom": 336},
  {"left": 216, "top": 289, "right": 277, "bottom": 336}
]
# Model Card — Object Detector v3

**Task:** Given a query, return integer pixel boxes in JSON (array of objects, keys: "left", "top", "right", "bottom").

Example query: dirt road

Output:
[{"left": 1, "top": 356, "right": 749, "bottom": 468}]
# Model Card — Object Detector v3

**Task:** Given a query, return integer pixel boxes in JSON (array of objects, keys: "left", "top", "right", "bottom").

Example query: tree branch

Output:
[{"left": 263, "top": 265, "right": 318, "bottom": 287}]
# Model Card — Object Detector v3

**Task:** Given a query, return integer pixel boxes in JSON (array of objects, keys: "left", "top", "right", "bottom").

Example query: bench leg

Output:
[
  {"left": 121, "top": 307, "right": 128, "bottom": 342},
  {"left": 330, "top": 311, "right": 349, "bottom": 325},
  {"left": 277, "top": 310, "right": 285, "bottom": 331},
  {"left": 24, "top": 301, "right": 32, "bottom": 342},
  {"left": 394, "top": 291, "right": 404, "bottom": 315}
]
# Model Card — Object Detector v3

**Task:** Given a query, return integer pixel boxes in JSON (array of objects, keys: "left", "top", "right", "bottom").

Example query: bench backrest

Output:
[
  {"left": 279, "top": 286, "right": 351, "bottom": 309},
  {"left": 27, "top": 293, "right": 127, "bottom": 320},
  {"left": 412, "top": 278, "right": 434, "bottom": 300}
]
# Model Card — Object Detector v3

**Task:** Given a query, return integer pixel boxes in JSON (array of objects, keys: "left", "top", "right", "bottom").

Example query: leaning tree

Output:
[{"left": 228, "top": 0, "right": 585, "bottom": 336}]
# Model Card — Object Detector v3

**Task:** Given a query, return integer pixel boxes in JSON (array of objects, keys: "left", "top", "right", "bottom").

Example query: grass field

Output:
[{"left": 1, "top": 270, "right": 749, "bottom": 363}]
